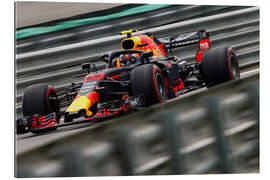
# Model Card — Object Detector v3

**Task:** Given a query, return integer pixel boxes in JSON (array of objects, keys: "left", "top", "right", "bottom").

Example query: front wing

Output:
[{"left": 16, "top": 95, "right": 145, "bottom": 134}]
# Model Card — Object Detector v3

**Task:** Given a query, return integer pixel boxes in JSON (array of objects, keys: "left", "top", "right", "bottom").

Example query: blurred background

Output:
[{"left": 16, "top": 2, "right": 123, "bottom": 28}]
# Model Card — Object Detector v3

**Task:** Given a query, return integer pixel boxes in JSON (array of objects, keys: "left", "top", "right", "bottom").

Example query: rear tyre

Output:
[
  {"left": 131, "top": 64, "right": 167, "bottom": 106},
  {"left": 201, "top": 46, "right": 240, "bottom": 85},
  {"left": 22, "top": 84, "right": 60, "bottom": 133}
]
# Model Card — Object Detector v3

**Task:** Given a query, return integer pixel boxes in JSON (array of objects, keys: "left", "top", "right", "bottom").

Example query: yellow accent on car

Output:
[
  {"left": 120, "top": 29, "right": 138, "bottom": 35},
  {"left": 116, "top": 59, "right": 121, "bottom": 67},
  {"left": 66, "top": 95, "right": 93, "bottom": 117}
]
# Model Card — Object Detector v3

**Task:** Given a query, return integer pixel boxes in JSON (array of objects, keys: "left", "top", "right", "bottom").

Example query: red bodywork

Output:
[
  {"left": 31, "top": 114, "right": 58, "bottom": 131},
  {"left": 136, "top": 35, "right": 167, "bottom": 57},
  {"left": 196, "top": 38, "right": 210, "bottom": 62},
  {"left": 84, "top": 73, "right": 105, "bottom": 82}
]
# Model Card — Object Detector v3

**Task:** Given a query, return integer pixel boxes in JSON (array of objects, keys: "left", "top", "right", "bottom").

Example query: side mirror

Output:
[
  {"left": 141, "top": 51, "right": 153, "bottom": 58},
  {"left": 81, "top": 63, "right": 91, "bottom": 73},
  {"left": 141, "top": 51, "right": 153, "bottom": 64}
]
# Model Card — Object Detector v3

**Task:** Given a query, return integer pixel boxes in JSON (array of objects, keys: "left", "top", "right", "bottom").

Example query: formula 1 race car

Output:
[{"left": 16, "top": 29, "right": 240, "bottom": 134}]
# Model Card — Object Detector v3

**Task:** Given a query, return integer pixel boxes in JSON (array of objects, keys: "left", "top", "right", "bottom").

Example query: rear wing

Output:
[
  {"left": 158, "top": 30, "right": 210, "bottom": 50},
  {"left": 157, "top": 30, "right": 210, "bottom": 62}
]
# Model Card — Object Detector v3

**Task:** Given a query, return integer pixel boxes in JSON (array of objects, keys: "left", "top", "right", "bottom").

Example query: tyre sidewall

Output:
[
  {"left": 131, "top": 64, "right": 167, "bottom": 106},
  {"left": 201, "top": 46, "right": 240, "bottom": 84}
]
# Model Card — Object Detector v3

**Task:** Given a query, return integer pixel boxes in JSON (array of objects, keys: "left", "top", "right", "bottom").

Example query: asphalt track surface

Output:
[
  {"left": 15, "top": 2, "right": 123, "bottom": 28},
  {"left": 16, "top": 67, "right": 259, "bottom": 155}
]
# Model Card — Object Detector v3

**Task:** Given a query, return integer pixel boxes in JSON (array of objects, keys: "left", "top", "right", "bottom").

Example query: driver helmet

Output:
[{"left": 119, "top": 54, "right": 133, "bottom": 66}]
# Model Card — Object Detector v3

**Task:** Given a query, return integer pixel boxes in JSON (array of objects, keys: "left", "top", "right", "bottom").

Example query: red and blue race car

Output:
[{"left": 16, "top": 29, "right": 240, "bottom": 134}]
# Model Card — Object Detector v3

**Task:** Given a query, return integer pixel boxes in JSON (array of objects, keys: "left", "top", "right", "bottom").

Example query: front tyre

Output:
[
  {"left": 201, "top": 46, "right": 240, "bottom": 85},
  {"left": 22, "top": 84, "right": 60, "bottom": 133},
  {"left": 131, "top": 64, "right": 167, "bottom": 106}
]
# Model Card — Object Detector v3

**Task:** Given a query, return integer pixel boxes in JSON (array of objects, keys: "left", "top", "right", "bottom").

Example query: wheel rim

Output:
[
  {"left": 155, "top": 74, "right": 166, "bottom": 101},
  {"left": 229, "top": 55, "right": 239, "bottom": 79}
]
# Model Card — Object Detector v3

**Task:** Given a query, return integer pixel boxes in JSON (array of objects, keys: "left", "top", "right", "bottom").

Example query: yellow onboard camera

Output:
[{"left": 120, "top": 29, "right": 138, "bottom": 38}]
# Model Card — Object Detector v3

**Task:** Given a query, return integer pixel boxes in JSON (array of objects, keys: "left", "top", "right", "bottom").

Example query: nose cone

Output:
[{"left": 66, "top": 91, "right": 99, "bottom": 117}]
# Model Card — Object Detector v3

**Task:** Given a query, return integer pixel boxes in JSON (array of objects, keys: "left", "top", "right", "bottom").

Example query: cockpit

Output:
[
  {"left": 99, "top": 50, "right": 153, "bottom": 69},
  {"left": 111, "top": 54, "right": 138, "bottom": 68}
]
